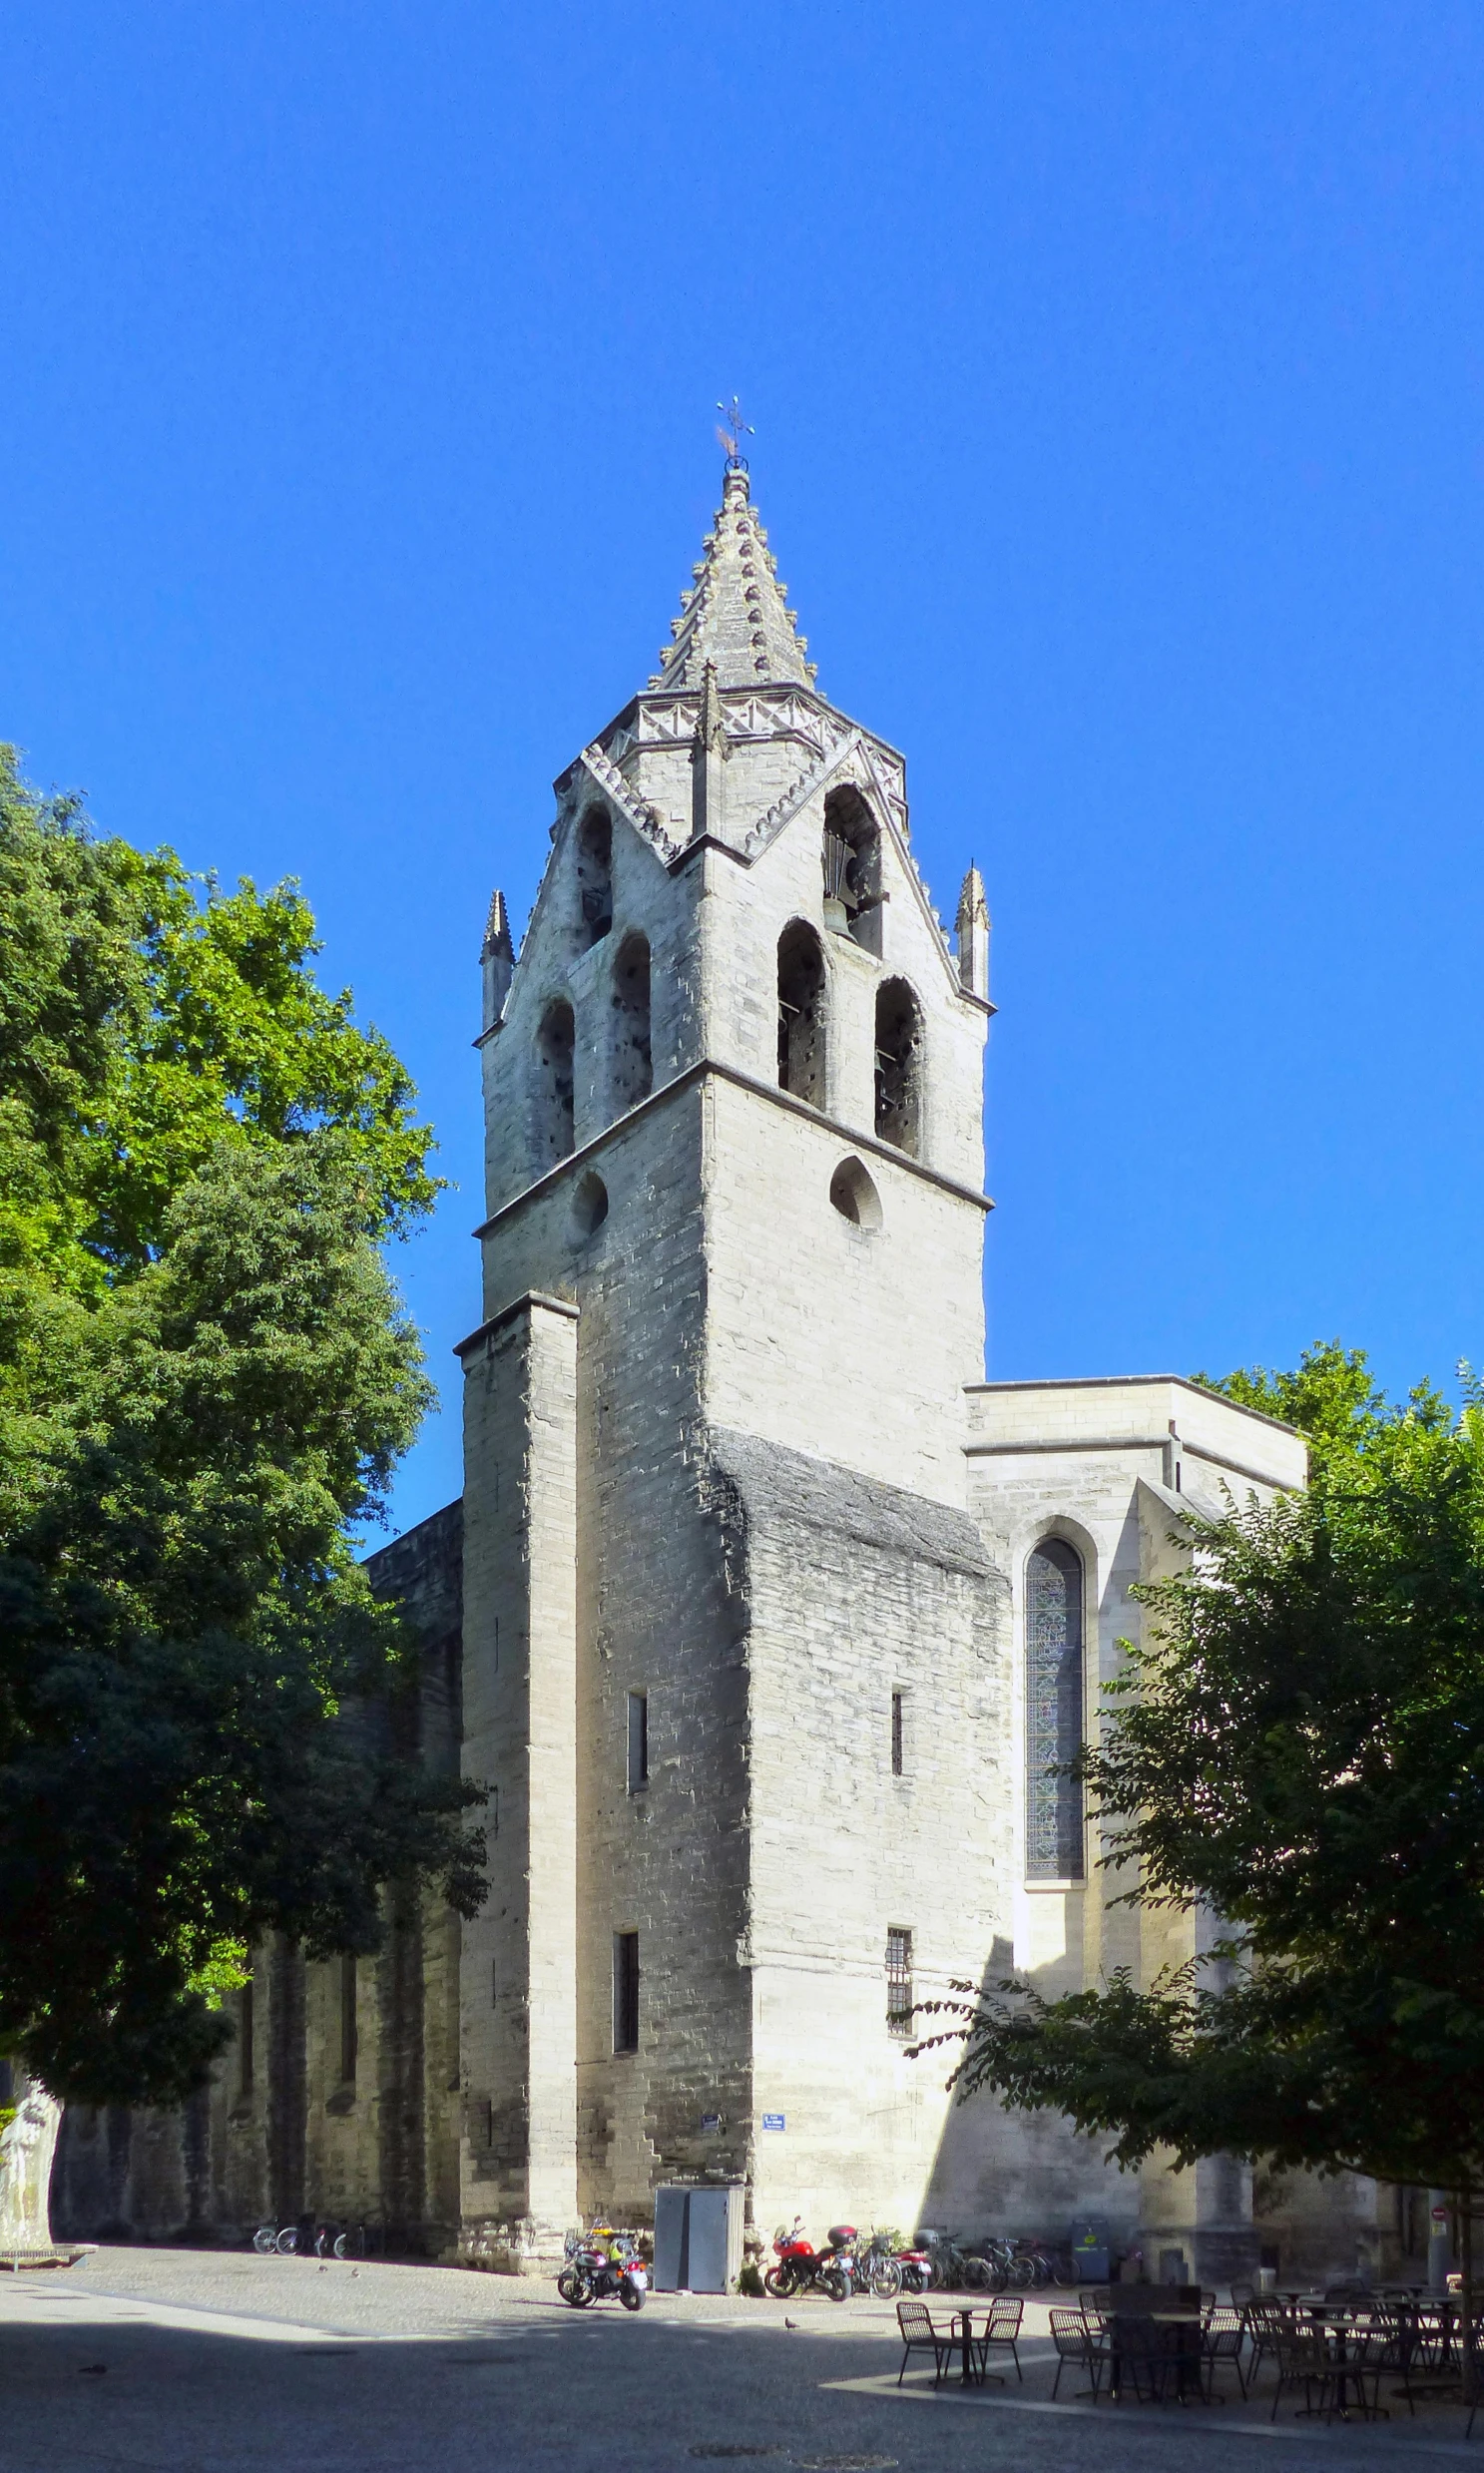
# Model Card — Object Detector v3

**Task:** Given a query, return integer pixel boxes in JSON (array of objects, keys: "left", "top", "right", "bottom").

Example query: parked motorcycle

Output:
[
  {"left": 557, "top": 2225, "right": 648, "bottom": 2311},
  {"left": 893, "top": 2242, "right": 932, "bottom": 2295},
  {"left": 764, "top": 2219, "right": 850, "bottom": 2302}
]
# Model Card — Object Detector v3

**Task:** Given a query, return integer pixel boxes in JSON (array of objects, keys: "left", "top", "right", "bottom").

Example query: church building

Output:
[{"left": 55, "top": 457, "right": 1403, "bottom": 2290}]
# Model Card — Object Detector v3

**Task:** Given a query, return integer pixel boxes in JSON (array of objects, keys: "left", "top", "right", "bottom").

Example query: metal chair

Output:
[
  {"left": 1049, "top": 2304, "right": 1106, "bottom": 2400},
  {"left": 895, "top": 2296, "right": 954, "bottom": 2387},
  {"left": 1268, "top": 2321, "right": 1336, "bottom": 2422},
  {"left": 1202, "top": 2303, "right": 1247, "bottom": 2398},
  {"left": 979, "top": 2293, "right": 1023, "bottom": 2381}
]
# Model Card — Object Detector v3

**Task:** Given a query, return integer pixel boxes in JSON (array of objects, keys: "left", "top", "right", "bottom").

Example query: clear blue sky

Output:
[{"left": 5, "top": 4, "right": 1481, "bottom": 1539}]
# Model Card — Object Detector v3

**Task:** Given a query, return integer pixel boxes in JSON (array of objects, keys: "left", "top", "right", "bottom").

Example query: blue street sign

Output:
[{"left": 761, "top": 2113, "right": 785, "bottom": 2132}]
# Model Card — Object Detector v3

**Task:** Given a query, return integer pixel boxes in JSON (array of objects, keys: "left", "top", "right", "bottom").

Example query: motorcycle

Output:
[
  {"left": 557, "top": 2224, "right": 649, "bottom": 2311},
  {"left": 764, "top": 2219, "right": 851, "bottom": 2302},
  {"left": 890, "top": 2240, "right": 932, "bottom": 2296}
]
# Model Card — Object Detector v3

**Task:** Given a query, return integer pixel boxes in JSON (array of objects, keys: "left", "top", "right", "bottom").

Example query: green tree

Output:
[
  {"left": 917, "top": 1341, "right": 1484, "bottom": 2374},
  {"left": 0, "top": 748, "right": 482, "bottom": 2105}
]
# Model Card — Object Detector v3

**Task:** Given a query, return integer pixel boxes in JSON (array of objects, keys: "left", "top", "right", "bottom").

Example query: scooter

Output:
[
  {"left": 557, "top": 2225, "right": 648, "bottom": 2311},
  {"left": 764, "top": 2219, "right": 850, "bottom": 2302}
]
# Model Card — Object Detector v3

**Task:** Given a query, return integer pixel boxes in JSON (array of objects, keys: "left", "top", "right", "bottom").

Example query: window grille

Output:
[
  {"left": 890, "top": 1691, "right": 904, "bottom": 1777},
  {"left": 886, "top": 1926, "right": 914, "bottom": 2038},
  {"left": 1026, "top": 1539, "right": 1086, "bottom": 1878},
  {"left": 613, "top": 1932, "right": 640, "bottom": 2053}
]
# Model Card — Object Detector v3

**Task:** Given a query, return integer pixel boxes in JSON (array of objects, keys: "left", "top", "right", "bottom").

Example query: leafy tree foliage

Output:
[
  {"left": 917, "top": 1339, "right": 1484, "bottom": 2204},
  {"left": 0, "top": 749, "right": 482, "bottom": 2105}
]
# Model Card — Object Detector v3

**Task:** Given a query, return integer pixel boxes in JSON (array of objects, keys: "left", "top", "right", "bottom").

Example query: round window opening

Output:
[
  {"left": 571, "top": 1171, "right": 610, "bottom": 1240},
  {"left": 829, "top": 1157, "right": 882, "bottom": 1231}
]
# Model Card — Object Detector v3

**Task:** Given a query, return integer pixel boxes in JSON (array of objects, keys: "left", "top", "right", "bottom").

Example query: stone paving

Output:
[{"left": 0, "top": 2248, "right": 1478, "bottom": 2473}]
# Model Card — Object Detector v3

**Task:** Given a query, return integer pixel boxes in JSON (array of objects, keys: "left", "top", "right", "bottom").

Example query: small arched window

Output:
[
  {"left": 576, "top": 808, "right": 613, "bottom": 948},
  {"left": 611, "top": 932, "right": 652, "bottom": 1111},
  {"left": 874, "top": 979, "right": 923, "bottom": 1157},
  {"left": 534, "top": 998, "right": 575, "bottom": 1166},
  {"left": 777, "top": 920, "right": 827, "bottom": 1107},
  {"left": 821, "top": 783, "right": 883, "bottom": 955},
  {"left": 1025, "top": 1538, "right": 1085, "bottom": 1880}
]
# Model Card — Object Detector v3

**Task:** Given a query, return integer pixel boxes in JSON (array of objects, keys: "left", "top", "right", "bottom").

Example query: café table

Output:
[
  {"left": 949, "top": 2307, "right": 1006, "bottom": 2390},
  {"left": 1106, "top": 2303, "right": 1206, "bottom": 2403}
]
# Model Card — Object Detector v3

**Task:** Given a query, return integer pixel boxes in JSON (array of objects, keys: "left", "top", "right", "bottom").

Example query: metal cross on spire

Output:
[{"left": 715, "top": 396, "right": 754, "bottom": 470}]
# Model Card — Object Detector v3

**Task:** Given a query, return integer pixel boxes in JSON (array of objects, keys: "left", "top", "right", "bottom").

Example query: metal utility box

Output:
[
  {"left": 1070, "top": 2215, "right": 1112, "bottom": 2282},
  {"left": 652, "top": 2185, "right": 745, "bottom": 2293}
]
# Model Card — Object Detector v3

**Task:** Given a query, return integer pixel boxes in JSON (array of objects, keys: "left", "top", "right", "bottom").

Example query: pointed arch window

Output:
[
  {"left": 576, "top": 808, "right": 613, "bottom": 947},
  {"left": 1025, "top": 1538, "right": 1085, "bottom": 1879},
  {"left": 611, "top": 931, "right": 652, "bottom": 1111},
  {"left": 874, "top": 979, "right": 923, "bottom": 1157},
  {"left": 822, "top": 784, "right": 882, "bottom": 954},
  {"left": 777, "top": 921, "right": 826, "bottom": 1107},
  {"left": 534, "top": 998, "right": 575, "bottom": 1166}
]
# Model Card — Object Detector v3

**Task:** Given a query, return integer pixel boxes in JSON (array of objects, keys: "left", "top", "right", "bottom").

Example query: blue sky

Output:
[{"left": 4, "top": 3, "right": 1481, "bottom": 1538}]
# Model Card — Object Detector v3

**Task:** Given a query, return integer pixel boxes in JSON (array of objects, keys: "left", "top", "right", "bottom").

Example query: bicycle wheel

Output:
[
  {"left": 252, "top": 2226, "right": 276, "bottom": 2254},
  {"left": 870, "top": 2258, "right": 903, "bottom": 2300},
  {"left": 961, "top": 2254, "right": 992, "bottom": 2290},
  {"left": 275, "top": 2226, "right": 299, "bottom": 2255},
  {"left": 1007, "top": 2252, "right": 1034, "bottom": 2288}
]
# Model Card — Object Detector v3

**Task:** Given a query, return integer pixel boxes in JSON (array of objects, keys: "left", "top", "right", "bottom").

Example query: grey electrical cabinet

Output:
[{"left": 652, "top": 2184, "right": 745, "bottom": 2292}]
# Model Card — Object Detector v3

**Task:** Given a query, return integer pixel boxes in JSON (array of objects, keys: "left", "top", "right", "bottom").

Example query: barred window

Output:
[
  {"left": 886, "top": 1927, "right": 913, "bottom": 2039},
  {"left": 1026, "top": 1538, "right": 1086, "bottom": 1879}
]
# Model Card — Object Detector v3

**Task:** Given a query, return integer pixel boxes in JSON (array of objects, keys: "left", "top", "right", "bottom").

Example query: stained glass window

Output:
[{"left": 1026, "top": 1538, "right": 1085, "bottom": 1879}]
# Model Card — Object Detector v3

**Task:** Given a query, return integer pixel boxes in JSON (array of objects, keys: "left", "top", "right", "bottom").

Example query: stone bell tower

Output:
[{"left": 457, "top": 455, "right": 1004, "bottom": 2248}]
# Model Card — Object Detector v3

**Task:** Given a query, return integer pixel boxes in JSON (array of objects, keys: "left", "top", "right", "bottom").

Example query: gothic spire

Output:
[{"left": 651, "top": 465, "right": 817, "bottom": 694}]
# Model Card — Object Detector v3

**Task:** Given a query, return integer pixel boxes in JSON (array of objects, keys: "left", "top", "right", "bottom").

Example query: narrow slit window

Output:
[
  {"left": 886, "top": 1927, "right": 914, "bottom": 2039},
  {"left": 613, "top": 1932, "right": 640, "bottom": 2054},
  {"left": 338, "top": 1955, "right": 358, "bottom": 2086},
  {"left": 890, "top": 1691, "right": 904, "bottom": 1777},
  {"left": 627, "top": 1692, "right": 649, "bottom": 1793},
  {"left": 237, "top": 1976, "right": 254, "bottom": 2098}
]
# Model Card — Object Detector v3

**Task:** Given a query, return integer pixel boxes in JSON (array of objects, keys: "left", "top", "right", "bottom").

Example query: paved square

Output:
[{"left": 0, "top": 2250, "right": 1476, "bottom": 2473}]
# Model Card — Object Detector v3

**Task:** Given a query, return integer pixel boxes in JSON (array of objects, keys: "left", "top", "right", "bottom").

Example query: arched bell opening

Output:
[
  {"left": 873, "top": 978, "right": 924, "bottom": 1158},
  {"left": 777, "top": 920, "right": 827, "bottom": 1108},
  {"left": 611, "top": 931, "right": 653, "bottom": 1111},
  {"left": 821, "top": 783, "right": 883, "bottom": 956},
  {"left": 533, "top": 997, "right": 576, "bottom": 1166},
  {"left": 575, "top": 807, "right": 613, "bottom": 948}
]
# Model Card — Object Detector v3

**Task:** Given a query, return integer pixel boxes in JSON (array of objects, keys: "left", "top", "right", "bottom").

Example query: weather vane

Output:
[{"left": 716, "top": 397, "right": 754, "bottom": 470}]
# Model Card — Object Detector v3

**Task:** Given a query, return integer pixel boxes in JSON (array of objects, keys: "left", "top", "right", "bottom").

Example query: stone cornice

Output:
[{"left": 471, "top": 1057, "right": 993, "bottom": 1240}]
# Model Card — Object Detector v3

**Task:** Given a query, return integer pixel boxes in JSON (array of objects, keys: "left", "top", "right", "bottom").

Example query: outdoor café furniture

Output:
[
  {"left": 1243, "top": 2294, "right": 1290, "bottom": 2383},
  {"left": 950, "top": 2305, "right": 1006, "bottom": 2389},
  {"left": 1105, "top": 2286, "right": 1205, "bottom": 2405},
  {"left": 1268, "top": 2318, "right": 1337, "bottom": 2422},
  {"left": 979, "top": 2294, "right": 1024, "bottom": 2382},
  {"left": 1049, "top": 2305, "right": 1106, "bottom": 2401},
  {"left": 895, "top": 2297, "right": 953, "bottom": 2387},
  {"left": 1201, "top": 2303, "right": 1248, "bottom": 2398}
]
